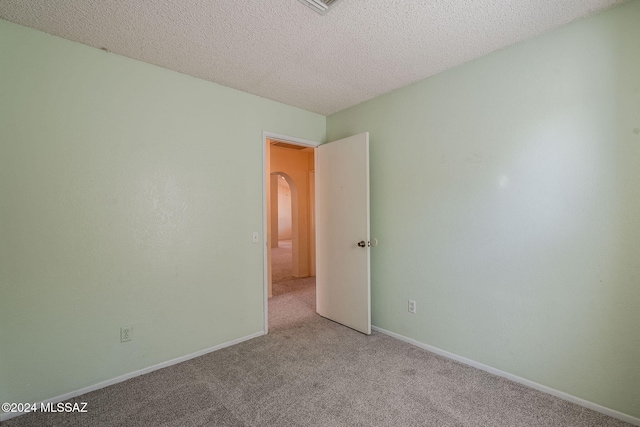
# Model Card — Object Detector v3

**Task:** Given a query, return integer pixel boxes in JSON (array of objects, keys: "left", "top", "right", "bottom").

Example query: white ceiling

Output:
[{"left": 0, "top": 0, "right": 627, "bottom": 115}]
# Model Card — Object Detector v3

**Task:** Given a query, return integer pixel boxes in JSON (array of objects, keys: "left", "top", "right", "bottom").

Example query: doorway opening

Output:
[
  {"left": 263, "top": 131, "right": 371, "bottom": 335},
  {"left": 271, "top": 173, "right": 293, "bottom": 282},
  {"left": 264, "top": 133, "right": 319, "bottom": 333}
]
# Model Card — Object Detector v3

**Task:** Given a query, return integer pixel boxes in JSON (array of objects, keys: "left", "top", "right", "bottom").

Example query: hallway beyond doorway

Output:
[
  {"left": 271, "top": 239, "right": 315, "bottom": 298},
  {"left": 271, "top": 239, "right": 293, "bottom": 284}
]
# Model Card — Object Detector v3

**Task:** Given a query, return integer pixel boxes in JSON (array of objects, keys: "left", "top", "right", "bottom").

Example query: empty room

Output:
[{"left": 1, "top": 0, "right": 638, "bottom": 426}]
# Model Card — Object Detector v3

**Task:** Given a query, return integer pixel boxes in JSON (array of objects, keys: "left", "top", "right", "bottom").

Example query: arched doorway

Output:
[
  {"left": 266, "top": 139, "right": 315, "bottom": 300},
  {"left": 271, "top": 172, "right": 295, "bottom": 283}
]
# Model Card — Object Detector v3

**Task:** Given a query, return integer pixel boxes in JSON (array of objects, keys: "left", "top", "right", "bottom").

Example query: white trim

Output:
[
  {"left": 0, "top": 331, "right": 264, "bottom": 422},
  {"left": 371, "top": 326, "right": 640, "bottom": 426},
  {"left": 262, "top": 133, "right": 269, "bottom": 335},
  {"left": 261, "top": 131, "right": 322, "bottom": 336},
  {"left": 262, "top": 131, "right": 320, "bottom": 148}
]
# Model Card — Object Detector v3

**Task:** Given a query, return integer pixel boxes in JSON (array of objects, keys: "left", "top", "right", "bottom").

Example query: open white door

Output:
[{"left": 316, "top": 132, "right": 370, "bottom": 334}]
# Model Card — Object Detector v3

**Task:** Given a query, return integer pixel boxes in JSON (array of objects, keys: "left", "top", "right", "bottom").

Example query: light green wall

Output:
[
  {"left": 328, "top": 1, "right": 639, "bottom": 419},
  {"left": 2, "top": 1, "right": 639, "bottom": 419},
  {"left": 0, "top": 19, "right": 325, "bottom": 405}
]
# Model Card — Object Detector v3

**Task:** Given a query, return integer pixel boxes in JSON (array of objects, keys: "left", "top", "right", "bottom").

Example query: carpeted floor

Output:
[
  {"left": 3, "top": 279, "right": 632, "bottom": 427},
  {"left": 271, "top": 239, "right": 294, "bottom": 284}
]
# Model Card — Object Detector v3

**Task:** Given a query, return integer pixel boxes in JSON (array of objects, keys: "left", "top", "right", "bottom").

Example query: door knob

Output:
[{"left": 357, "top": 241, "right": 366, "bottom": 247}]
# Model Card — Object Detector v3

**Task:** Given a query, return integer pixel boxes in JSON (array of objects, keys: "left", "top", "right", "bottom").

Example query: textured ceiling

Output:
[{"left": 0, "top": 0, "right": 627, "bottom": 115}]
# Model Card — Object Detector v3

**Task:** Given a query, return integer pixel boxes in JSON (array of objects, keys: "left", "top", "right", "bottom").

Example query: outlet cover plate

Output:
[
  {"left": 121, "top": 326, "right": 133, "bottom": 342},
  {"left": 408, "top": 300, "right": 416, "bottom": 314}
]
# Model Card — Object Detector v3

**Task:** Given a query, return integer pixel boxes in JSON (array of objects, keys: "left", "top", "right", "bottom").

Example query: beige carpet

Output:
[
  {"left": 271, "top": 239, "right": 293, "bottom": 284},
  {"left": 2, "top": 278, "right": 633, "bottom": 427},
  {"left": 270, "top": 238, "right": 314, "bottom": 298}
]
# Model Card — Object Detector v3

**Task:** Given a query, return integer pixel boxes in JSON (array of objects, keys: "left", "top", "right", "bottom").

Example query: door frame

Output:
[{"left": 262, "top": 131, "right": 320, "bottom": 334}]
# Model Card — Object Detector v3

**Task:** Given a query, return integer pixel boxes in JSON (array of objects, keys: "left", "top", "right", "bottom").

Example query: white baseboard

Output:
[
  {"left": 371, "top": 326, "right": 639, "bottom": 426},
  {"left": 5, "top": 327, "right": 637, "bottom": 425},
  {"left": 0, "top": 330, "right": 265, "bottom": 422}
]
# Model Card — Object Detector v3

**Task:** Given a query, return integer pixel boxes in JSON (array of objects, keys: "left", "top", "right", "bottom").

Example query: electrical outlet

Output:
[
  {"left": 121, "top": 326, "right": 133, "bottom": 342},
  {"left": 408, "top": 300, "right": 416, "bottom": 314}
]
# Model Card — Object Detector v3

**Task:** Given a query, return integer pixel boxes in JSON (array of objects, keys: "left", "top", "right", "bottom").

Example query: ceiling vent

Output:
[{"left": 297, "top": 0, "right": 343, "bottom": 15}]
